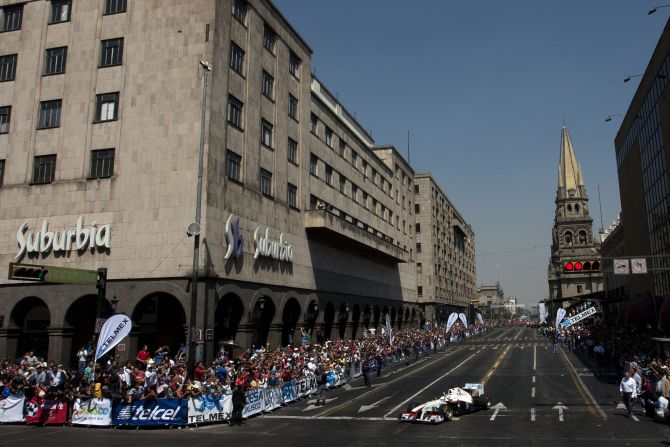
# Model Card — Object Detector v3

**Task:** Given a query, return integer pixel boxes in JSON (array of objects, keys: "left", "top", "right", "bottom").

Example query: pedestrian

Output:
[
  {"left": 620, "top": 371, "right": 637, "bottom": 418},
  {"left": 231, "top": 384, "right": 246, "bottom": 426},
  {"left": 375, "top": 353, "right": 382, "bottom": 378},
  {"left": 552, "top": 334, "right": 560, "bottom": 354},
  {"left": 315, "top": 366, "right": 328, "bottom": 405},
  {"left": 362, "top": 359, "right": 371, "bottom": 387}
]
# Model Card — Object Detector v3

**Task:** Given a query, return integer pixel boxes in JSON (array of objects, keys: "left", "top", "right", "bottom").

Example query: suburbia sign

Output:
[
  {"left": 16, "top": 216, "right": 111, "bottom": 260},
  {"left": 224, "top": 214, "right": 293, "bottom": 263}
]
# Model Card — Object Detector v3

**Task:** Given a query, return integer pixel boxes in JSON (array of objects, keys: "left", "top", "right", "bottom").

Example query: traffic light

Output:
[
  {"left": 563, "top": 260, "right": 600, "bottom": 273},
  {"left": 8, "top": 262, "right": 49, "bottom": 281}
]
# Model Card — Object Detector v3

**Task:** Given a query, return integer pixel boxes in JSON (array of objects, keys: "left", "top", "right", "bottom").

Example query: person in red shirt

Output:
[
  {"left": 193, "top": 362, "right": 206, "bottom": 382},
  {"left": 136, "top": 345, "right": 150, "bottom": 369}
]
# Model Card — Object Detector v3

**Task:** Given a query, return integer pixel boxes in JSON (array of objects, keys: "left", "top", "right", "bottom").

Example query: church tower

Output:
[{"left": 547, "top": 127, "right": 604, "bottom": 305}]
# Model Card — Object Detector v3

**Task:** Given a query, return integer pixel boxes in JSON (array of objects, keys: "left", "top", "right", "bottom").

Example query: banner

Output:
[
  {"left": 282, "top": 381, "right": 298, "bottom": 403},
  {"left": 559, "top": 306, "right": 599, "bottom": 328},
  {"left": 0, "top": 395, "right": 24, "bottom": 422},
  {"left": 262, "top": 387, "right": 283, "bottom": 412},
  {"left": 458, "top": 312, "right": 468, "bottom": 328},
  {"left": 187, "top": 395, "right": 232, "bottom": 425},
  {"left": 539, "top": 303, "right": 547, "bottom": 323},
  {"left": 476, "top": 313, "right": 484, "bottom": 325},
  {"left": 385, "top": 313, "right": 393, "bottom": 346},
  {"left": 242, "top": 388, "right": 264, "bottom": 418},
  {"left": 555, "top": 308, "right": 566, "bottom": 329},
  {"left": 25, "top": 398, "right": 68, "bottom": 425},
  {"left": 95, "top": 314, "right": 132, "bottom": 361},
  {"left": 113, "top": 399, "right": 187, "bottom": 426},
  {"left": 446, "top": 312, "right": 459, "bottom": 333},
  {"left": 71, "top": 398, "right": 112, "bottom": 426}
]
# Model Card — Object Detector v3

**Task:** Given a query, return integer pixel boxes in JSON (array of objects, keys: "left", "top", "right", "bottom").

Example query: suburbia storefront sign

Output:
[
  {"left": 16, "top": 216, "right": 111, "bottom": 260},
  {"left": 224, "top": 214, "right": 293, "bottom": 263}
]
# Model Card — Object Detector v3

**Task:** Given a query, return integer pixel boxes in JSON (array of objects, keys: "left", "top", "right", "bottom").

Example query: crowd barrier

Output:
[{"left": 0, "top": 331, "right": 483, "bottom": 428}]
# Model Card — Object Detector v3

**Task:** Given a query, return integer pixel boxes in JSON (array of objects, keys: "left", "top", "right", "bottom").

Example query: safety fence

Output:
[{"left": 0, "top": 334, "right": 471, "bottom": 428}]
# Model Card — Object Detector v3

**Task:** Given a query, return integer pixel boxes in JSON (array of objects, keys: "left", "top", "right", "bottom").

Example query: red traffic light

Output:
[
  {"left": 574, "top": 261, "right": 583, "bottom": 271},
  {"left": 563, "top": 260, "right": 600, "bottom": 273},
  {"left": 564, "top": 262, "right": 574, "bottom": 271}
]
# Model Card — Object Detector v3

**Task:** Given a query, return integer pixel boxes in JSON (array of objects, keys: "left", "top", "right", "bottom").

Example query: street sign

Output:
[
  {"left": 614, "top": 259, "right": 630, "bottom": 275},
  {"left": 8, "top": 262, "right": 98, "bottom": 285},
  {"left": 631, "top": 258, "right": 647, "bottom": 274}
]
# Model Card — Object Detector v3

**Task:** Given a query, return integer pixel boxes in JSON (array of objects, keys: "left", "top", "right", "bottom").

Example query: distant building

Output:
[
  {"left": 504, "top": 298, "right": 517, "bottom": 315},
  {"left": 477, "top": 283, "right": 504, "bottom": 307},
  {"left": 547, "top": 127, "right": 604, "bottom": 306}
]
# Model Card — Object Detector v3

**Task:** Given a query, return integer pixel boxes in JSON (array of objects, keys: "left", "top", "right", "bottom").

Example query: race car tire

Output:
[{"left": 445, "top": 408, "right": 454, "bottom": 421}]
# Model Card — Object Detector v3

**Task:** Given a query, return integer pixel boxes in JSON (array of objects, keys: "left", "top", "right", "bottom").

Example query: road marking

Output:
[
  {"left": 530, "top": 407, "right": 535, "bottom": 421},
  {"left": 265, "top": 415, "right": 389, "bottom": 421},
  {"left": 532, "top": 376, "right": 536, "bottom": 383},
  {"left": 558, "top": 348, "right": 607, "bottom": 420},
  {"left": 631, "top": 414, "right": 639, "bottom": 422},
  {"left": 533, "top": 344, "right": 537, "bottom": 370},
  {"left": 489, "top": 402, "right": 507, "bottom": 421},
  {"left": 531, "top": 387, "right": 535, "bottom": 398},
  {"left": 383, "top": 353, "right": 478, "bottom": 418},
  {"left": 553, "top": 402, "right": 568, "bottom": 422},
  {"left": 358, "top": 396, "right": 392, "bottom": 413},
  {"left": 481, "top": 344, "right": 511, "bottom": 385}
]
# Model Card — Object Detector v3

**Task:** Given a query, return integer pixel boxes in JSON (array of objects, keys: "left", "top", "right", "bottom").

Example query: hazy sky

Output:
[{"left": 274, "top": 0, "right": 666, "bottom": 304}]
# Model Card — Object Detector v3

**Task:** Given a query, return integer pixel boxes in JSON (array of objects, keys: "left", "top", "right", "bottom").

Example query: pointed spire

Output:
[{"left": 558, "top": 126, "right": 584, "bottom": 197}]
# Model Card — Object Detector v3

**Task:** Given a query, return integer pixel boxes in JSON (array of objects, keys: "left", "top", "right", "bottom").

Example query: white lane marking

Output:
[
  {"left": 358, "top": 396, "right": 392, "bottom": 413},
  {"left": 632, "top": 414, "right": 639, "bottom": 422},
  {"left": 530, "top": 408, "right": 535, "bottom": 421},
  {"left": 560, "top": 349, "right": 608, "bottom": 420},
  {"left": 533, "top": 344, "right": 537, "bottom": 370},
  {"left": 553, "top": 402, "right": 568, "bottom": 422},
  {"left": 489, "top": 402, "right": 507, "bottom": 421},
  {"left": 265, "top": 415, "right": 388, "bottom": 421},
  {"left": 532, "top": 376, "right": 536, "bottom": 383},
  {"left": 384, "top": 353, "right": 478, "bottom": 418},
  {"left": 531, "top": 387, "right": 535, "bottom": 398}
]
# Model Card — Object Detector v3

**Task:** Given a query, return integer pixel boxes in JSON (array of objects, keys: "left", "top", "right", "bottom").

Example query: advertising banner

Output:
[
  {"left": 242, "top": 389, "right": 264, "bottom": 418},
  {"left": 282, "top": 381, "right": 298, "bottom": 403},
  {"left": 539, "top": 303, "right": 547, "bottom": 323},
  {"left": 476, "top": 313, "right": 484, "bottom": 325},
  {"left": 187, "top": 395, "right": 232, "bottom": 425},
  {"left": 262, "top": 387, "right": 283, "bottom": 412},
  {"left": 25, "top": 398, "right": 68, "bottom": 425},
  {"left": 555, "top": 308, "right": 566, "bottom": 329},
  {"left": 446, "top": 312, "right": 459, "bottom": 333},
  {"left": 559, "top": 306, "right": 598, "bottom": 328},
  {"left": 458, "top": 312, "right": 468, "bottom": 328},
  {"left": 71, "top": 398, "right": 113, "bottom": 426},
  {"left": 113, "top": 399, "right": 187, "bottom": 426},
  {"left": 0, "top": 395, "right": 24, "bottom": 422},
  {"left": 385, "top": 313, "right": 393, "bottom": 346},
  {"left": 95, "top": 314, "right": 132, "bottom": 361}
]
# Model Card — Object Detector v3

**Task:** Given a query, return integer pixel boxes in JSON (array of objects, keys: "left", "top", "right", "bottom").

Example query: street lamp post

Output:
[
  {"left": 649, "top": 5, "right": 670, "bottom": 14},
  {"left": 188, "top": 60, "right": 211, "bottom": 369}
]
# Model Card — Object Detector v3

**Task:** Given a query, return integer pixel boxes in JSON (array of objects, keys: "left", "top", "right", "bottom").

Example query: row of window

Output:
[
  {"left": 0, "top": 149, "right": 114, "bottom": 187},
  {"left": 1, "top": 0, "right": 125, "bottom": 33},
  {"left": 227, "top": 95, "right": 298, "bottom": 153},
  {"left": 0, "top": 92, "right": 119, "bottom": 134}
]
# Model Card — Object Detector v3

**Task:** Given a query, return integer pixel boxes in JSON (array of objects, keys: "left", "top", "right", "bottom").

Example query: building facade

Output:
[
  {"left": 413, "top": 173, "right": 476, "bottom": 322},
  {"left": 547, "top": 127, "right": 604, "bottom": 306},
  {"left": 615, "top": 17, "right": 670, "bottom": 299},
  {"left": 0, "top": 0, "right": 474, "bottom": 366}
]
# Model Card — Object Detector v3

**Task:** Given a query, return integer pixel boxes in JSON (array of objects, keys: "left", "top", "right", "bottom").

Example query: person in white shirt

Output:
[
  {"left": 655, "top": 393, "right": 668, "bottom": 420},
  {"left": 620, "top": 372, "right": 638, "bottom": 417}
]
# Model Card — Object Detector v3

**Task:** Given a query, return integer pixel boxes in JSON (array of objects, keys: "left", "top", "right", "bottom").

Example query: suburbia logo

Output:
[
  {"left": 224, "top": 214, "right": 244, "bottom": 260},
  {"left": 116, "top": 405, "right": 183, "bottom": 421}
]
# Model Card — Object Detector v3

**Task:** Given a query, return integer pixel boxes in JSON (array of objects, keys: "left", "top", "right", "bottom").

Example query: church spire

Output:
[{"left": 558, "top": 126, "right": 584, "bottom": 198}]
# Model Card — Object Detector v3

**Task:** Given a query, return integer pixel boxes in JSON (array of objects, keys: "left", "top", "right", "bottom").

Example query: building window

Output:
[
  {"left": 288, "top": 138, "right": 298, "bottom": 165},
  {"left": 577, "top": 285, "right": 583, "bottom": 294},
  {"left": 362, "top": 191, "right": 368, "bottom": 208},
  {"left": 50, "top": 0, "right": 72, "bottom": 23},
  {"left": 418, "top": 286, "right": 423, "bottom": 297},
  {"left": 104, "top": 0, "right": 127, "bottom": 15},
  {"left": 325, "top": 127, "right": 333, "bottom": 147},
  {"left": 417, "top": 263, "right": 422, "bottom": 274},
  {"left": 325, "top": 165, "right": 333, "bottom": 185},
  {"left": 2, "top": 4, "right": 22, "bottom": 32},
  {"left": 351, "top": 151, "right": 358, "bottom": 168},
  {"left": 229, "top": 41, "right": 245, "bottom": 76},
  {"left": 44, "top": 47, "right": 67, "bottom": 75},
  {"left": 226, "top": 150, "right": 241, "bottom": 182},
  {"left": 288, "top": 183, "right": 297, "bottom": 208},
  {"left": 309, "top": 153, "right": 318, "bottom": 176},
  {"left": 32, "top": 155, "right": 56, "bottom": 184},
  {"left": 415, "top": 223, "right": 421, "bottom": 233},
  {"left": 263, "top": 25, "right": 276, "bottom": 54},
  {"left": 362, "top": 160, "right": 368, "bottom": 176},
  {"left": 0, "top": 106, "right": 10, "bottom": 134},
  {"left": 578, "top": 230, "right": 587, "bottom": 244},
  {"left": 0, "top": 54, "right": 17, "bottom": 81},
  {"left": 232, "top": 0, "right": 247, "bottom": 24},
  {"left": 310, "top": 113, "right": 318, "bottom": 133},
  {"left": 227, "top": 95, "right": 243, "bottom": 129},
  {"left": 95, "top": 92, "right": 119, "bottom": 122},
  {"left": 38, "top": 99, "right": 62, "bottom": 129},
  {"left": 415, "top": 204, "right": 420, "bottom": 214},
  {"left": 564, "top": 231, "right": 573, "bottom": 246},
  {"left": 261, "top": 70, "right": 274, "bottom": 100},
  {"left": 289, "top": 51, "right": 301, "bottom": 78},
  {"left": 339, "top": 140, "right": 346, "bottom": 158},
  {"left": 89, "top": 149, "right": 115, "bottom": 179},
  {"left": 416, "top": 243, "right": 422, "bottom": 253},
  {"left": 100, "top": 38, "right": 123, "bottom": 67},
  {"left": 339, "top": 175, "right": 346, "bottom": 194},
  {"left": 261, "top": 119, "right": 273, "bottom": 148},
  {"left": 260, "top": 168, "right": 273, "bottom": 198},
  {"left": 351, "top": 184, "right": 358, "bottom": 202},
  {"left": 289, "top": 94, "right": 298, "bottom": 120},
  {"left": 0, "top": 159, "right": 4, "bottom": 186},
  {"left": 414, "top": 184, "right": 419, "bottom": 194}
]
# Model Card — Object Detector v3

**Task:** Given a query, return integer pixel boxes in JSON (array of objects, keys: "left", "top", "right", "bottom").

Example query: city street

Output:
[{"left": 0, "top": 327, "right": 668, "bottom": 446}]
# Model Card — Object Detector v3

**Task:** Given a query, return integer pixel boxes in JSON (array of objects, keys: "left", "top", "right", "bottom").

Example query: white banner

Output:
[
  {"left": 95, "top": 314, "right": 132, "bottom": 362},
  {"left": 559, "top": 306, "right": 598, "bottom": 328},
  {"left": 242, "top": 388, "right": 264, "bottom": 418},
  {"left": 71, "top": 398, "right": 112, "bottom": 426},
  {"left": 476, "top": 313, "right": 484, "bottom": 325},
  {"left": 446, "top": 312, "right": 459, "bottom": 333},
  {"left": 539, "top": 303, "right": 547, "bottom": 323},
  {"left": 555, "top": 308, "right": 566, "bottom": 329},
  {"left": 187, "top": 395, "right": 232, "bottom": 425},
  {"left": 0, "top": 395, "right": 24, "bottom": 422},
  {"left": 262, "top": 387, "right": 283, "bottom": 412},
  {"left": 385, "top": 313, "right": 393, "bottom": 346},
  {"left": 458, "top": 313, "right": 468, "bottom": 328}
]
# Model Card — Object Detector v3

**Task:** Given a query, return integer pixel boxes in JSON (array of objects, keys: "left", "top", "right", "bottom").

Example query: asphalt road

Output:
[{"left": 1, "top": 327, "right": 669, "bottom": 446}]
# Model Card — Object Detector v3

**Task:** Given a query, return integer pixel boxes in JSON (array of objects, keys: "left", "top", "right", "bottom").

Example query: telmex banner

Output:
[
  {"left": 559, "top": 306, "right": 598, "bottom": 328},
  {"left": 187, "top": 395, "right": 233, "bottom": 425},
  {"left": 95, "top": 314, "right": 132, "bottom": 361},
  {"left": 555, "top": 308, "right": 566, "bottom": 329}
]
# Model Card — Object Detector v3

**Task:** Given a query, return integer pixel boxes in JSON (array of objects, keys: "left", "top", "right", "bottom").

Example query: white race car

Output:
[{"left": 399, "top": 383, "right": 490, "bottom": 424}]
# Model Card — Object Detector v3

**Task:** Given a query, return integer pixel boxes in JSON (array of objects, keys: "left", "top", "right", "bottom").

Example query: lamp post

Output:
[
  {"left": 188, "top": 60, "right": 211, "bottom": 369},
  {"left": 605, "top": 113, "right": 623, "bottom": 122},
  {"left": 649, "top": 5, "right": 670, "bottom": 14}
]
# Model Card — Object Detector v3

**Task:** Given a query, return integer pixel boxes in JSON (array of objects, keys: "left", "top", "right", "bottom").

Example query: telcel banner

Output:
[
  {"left": 0, "top": 396, "right": 25, "bottom": 422},
  {"left": 95, "top": 314, "right": 132, "bottom": 361},
  {"left": 71, "top": 398, "right": 112, "bottom": 426},
  {"left": 113, "top": 399, "right": 187, "bottom": 426}
]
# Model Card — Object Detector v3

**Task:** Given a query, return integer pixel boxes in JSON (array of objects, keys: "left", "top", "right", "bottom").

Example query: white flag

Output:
[
  {"left": 476, "top": 313, "right": 484, "bottom": 324},
  {"left": 95, "top": 314, "right": 132, "bottom": 362},
  {"left": 458, "top": 312, "right": 468, "bottom": 328},
  {"left": 555, "top": 308, "right": 566, "bottom": 330},
  {"left": 385, "top": 313, "right": 393, "bottom": 346},
  {"left": 446, "top": 312, "right": 459, "bottom": 333}
]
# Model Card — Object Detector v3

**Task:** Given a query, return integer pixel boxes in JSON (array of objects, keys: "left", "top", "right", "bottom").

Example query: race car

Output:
[{"left": 398, "top": 383, "right": 490, "bottom": 424}]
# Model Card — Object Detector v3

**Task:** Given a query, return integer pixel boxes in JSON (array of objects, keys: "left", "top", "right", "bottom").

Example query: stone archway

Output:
[
  {"left": 251, "top": 296, "right": 275, "bottom": 348},
  {"left": 132, "top": 293, "right": 186, "bottom": 355},
  {"left": 362, "top": 305, "right": 371, "bottom": 329},
  {"left": 322, "top": 302, "right": 335, "bottom": 341},
  {"left": 65, "top": 294, "right": 111, "bottom": 365},
  {"left": 281, "top": 298, "right": 301, "bottom": 347},
  {"left": 11, "top": 297, "right": 50, "bottom": 360},
  {"left": 214, "top": 293, "right": 244, "bottom": 351},
  {"left": 373, "top": 305, "right": 381, "bottom": 329},
  {"left": 351, "top": 304, "right": 361, "bottom": 339},
  {"left": 338, "top": 303, "right": 350, "bottom": 339}
]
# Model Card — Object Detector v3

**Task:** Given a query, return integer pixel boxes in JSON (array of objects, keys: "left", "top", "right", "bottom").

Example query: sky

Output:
[{"left": 274, "top": 0, "right": 667, "bottom": 304}]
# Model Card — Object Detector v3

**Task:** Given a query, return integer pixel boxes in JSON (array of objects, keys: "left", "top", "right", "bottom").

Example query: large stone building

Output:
[
  {"left": 614, "top": 17, "right": 670, "bottom": 300},
  {"left": 547, "top": 127, "right": 603, "bottom": 306},
  {"left": 413, "top": 173, "right": 476, "bottom": 322},
  {"left": 0, "top": 0, "right": 472, "bottom": 366}
]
